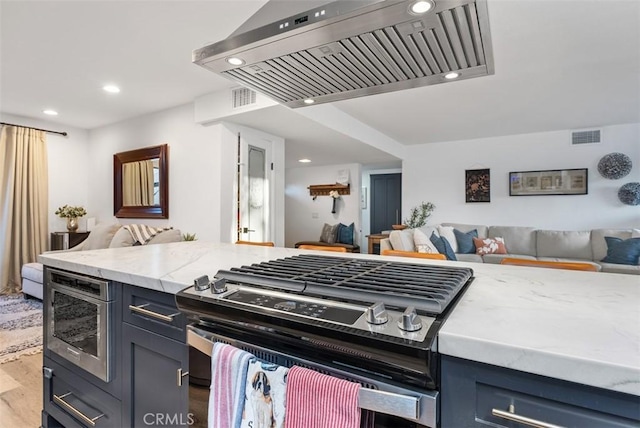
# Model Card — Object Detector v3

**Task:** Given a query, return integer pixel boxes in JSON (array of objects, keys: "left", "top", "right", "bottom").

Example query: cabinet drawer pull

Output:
[
  {"left": 53, "top": 392, "right": 105, "bottom": 427},
  {"left": 129, "top": 304, "right": 176, "bottom": 323},
  {"left": 177, "top": 368, "right": 189, "bottom": 387},
  {"left": 492, "top": 405, "right": 565, "bottom": 428}
]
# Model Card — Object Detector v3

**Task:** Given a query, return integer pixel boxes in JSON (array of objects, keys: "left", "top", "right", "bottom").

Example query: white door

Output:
[{"left": 238, "top": 133, "right": 273, "bottom": 243}]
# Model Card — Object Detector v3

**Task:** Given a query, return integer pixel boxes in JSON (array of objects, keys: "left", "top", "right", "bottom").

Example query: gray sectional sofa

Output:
[
  {"left": 21, "top": 222, "right": 183, "bottom": 299},
  {"left": 380, "top": 223, "right": 640, "bottom": 275}
]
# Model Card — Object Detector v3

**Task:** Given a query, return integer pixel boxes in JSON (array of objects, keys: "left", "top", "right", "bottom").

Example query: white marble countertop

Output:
[{"left": 38, "top": 242, "right": 640, "bottom": 396}]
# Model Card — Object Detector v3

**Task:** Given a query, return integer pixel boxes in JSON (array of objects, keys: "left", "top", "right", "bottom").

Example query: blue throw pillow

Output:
[
  {"left": 454, "top": 229, "right": 478, "bottom": 254},
  {"left": 601, "top": 237, "right": 640, "bottom": 265},
  {"left": 337, "top": 223, "right": 354, "bottom": 245},
  {"left": 429, "top": 232, "right": 457, "bottom": 261}
]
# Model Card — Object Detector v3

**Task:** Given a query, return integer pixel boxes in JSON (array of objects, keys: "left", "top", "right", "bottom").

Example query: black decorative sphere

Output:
[
  {"left": 598, "top": 152, "right": 632, "bottom": 179},
  {"left": 618, "top": 182, "right": 640, "bottom": 206}
]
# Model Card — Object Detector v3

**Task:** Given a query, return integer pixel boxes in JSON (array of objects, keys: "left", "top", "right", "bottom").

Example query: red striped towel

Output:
[
  {"left": 208, "top": 343, "right": 253, "bottom": 428},
  {"left": 284, "top": 366, "right": 360, "bottom": 428}
]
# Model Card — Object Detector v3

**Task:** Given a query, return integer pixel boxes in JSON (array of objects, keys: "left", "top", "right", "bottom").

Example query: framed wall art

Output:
[
  {"left": 509, "top": 168, "right": 588, "bottom": 196},
  {"left": 465, "top": 168, "right": 490, "bottom": 202}
]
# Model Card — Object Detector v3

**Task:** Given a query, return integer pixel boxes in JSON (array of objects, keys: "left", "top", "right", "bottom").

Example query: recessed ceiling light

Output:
[
  {"left": 303, "top": 99, "right": 315, "bottom": 104},
  {"left": 444, "top": 72, "right": 460, "bottom": 79},
  {"left": 103, "top": 85, "right": 120, "bottom": 93},
  {"left": 410, "top": 1, "right": 433, "bottom": 15},
  {"left": 298, "top": 159, "right": 312, "bottom": 163},
  {"left": 43, "top": 109, "right": 58, "bottom": 116},
  {"left": 226, "top": 57, "right": 245, "bottom": 66}
]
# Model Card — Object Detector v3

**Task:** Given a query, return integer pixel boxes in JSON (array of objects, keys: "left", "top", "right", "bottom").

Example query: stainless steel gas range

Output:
[{"left": 176, "top": 254, "right": 474, "bottom": 427}]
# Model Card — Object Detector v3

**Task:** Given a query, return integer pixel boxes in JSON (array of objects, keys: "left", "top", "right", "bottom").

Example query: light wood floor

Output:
[{"left": 0, "top": 353, "right": 42, "bottom": 427}]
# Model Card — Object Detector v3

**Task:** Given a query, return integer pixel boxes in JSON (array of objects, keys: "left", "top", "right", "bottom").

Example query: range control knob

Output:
[
  {"left": 365, "top": 302, "right": 388, "bottom": 325},
  {"left": 398, "top": 306, "right": 422, "bottom": 332},
  {"left": 193, "top": 275, "right": 210, "bottom": 292},
  {"left": 210, "top": 277, "right": 228, "bottom": 294}
]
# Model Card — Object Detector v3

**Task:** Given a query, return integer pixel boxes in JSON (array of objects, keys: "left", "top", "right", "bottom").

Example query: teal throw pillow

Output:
[
  {"left": 337, "top": 222, "right": 354, "bottom": 245},
  {"left": 453, "top": 229, "right": 478, "bottom": 254},
  {"left": 601, "top": 237, "right": 640, "bottom": 265},
  {"left": 429, "top": 232, "right": 457, "bottom": 261}
]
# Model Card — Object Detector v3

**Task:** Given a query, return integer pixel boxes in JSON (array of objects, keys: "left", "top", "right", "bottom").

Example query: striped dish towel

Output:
[
  {"left": 208, "top": 343, "right": 253, "bottom": 428},
  {"left": 123, "top": 224, "right": 172, "bottom": 245},
  {"left": 284, "top": 366, "right": 360, "bottom": 428}
]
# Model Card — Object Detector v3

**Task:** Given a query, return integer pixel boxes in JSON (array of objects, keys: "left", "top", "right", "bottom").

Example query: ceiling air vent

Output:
[
  {"left": 571, "top": 129, "right": 601, "bottom": 145},
  {"left": 232, "top": 88, "right": 257, "bottom": 108}
]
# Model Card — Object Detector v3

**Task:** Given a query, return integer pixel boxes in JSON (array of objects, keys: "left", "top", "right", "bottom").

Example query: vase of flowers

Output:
[{"left": 55, "top": 205, "right": 87, "bottom": 232}]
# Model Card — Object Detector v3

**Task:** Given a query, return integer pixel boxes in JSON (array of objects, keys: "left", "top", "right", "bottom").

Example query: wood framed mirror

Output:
[{"left": 114, "top": 144, "right": 169, "bottom": 218}]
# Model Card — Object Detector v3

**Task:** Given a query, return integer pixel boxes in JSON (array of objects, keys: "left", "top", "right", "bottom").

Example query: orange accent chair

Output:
[
  {"left": 381, "top": 250, "right": 446, "bottom": 260},
  {"left": 298, "top": 245, "right": 347, "bottom": 253},
  {"left": 236, "top": 240, "right": 275, "bottom": 247},
  {"left": 500, "top": 258, "right": 599, "bottom": 272}
]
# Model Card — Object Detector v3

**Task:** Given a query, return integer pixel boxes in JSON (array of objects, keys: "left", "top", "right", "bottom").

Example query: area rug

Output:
[{"left": 0, "top": 294, "right": 43, "bottom": 364}]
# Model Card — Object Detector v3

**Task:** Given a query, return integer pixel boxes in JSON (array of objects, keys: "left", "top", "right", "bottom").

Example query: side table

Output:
[
  {"left": 50, "top": 231, "right": 90, "bottom": 250},
  {"left": 366, "top": 233, "right": 390, "bottom": 255}
]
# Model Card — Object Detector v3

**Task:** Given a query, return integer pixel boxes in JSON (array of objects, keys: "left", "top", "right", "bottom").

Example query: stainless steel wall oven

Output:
[
  {"left": 46, "top": 268, "right": 114, "bottom": 382},
  {"left": 177, "top": 254, "right": 474, "bottom": 427}
]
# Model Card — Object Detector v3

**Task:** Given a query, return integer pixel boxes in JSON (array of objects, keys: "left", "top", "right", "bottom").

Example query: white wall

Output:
[
  {"left": 403, "top": 123, "right": 640, "bottom": 230},
  {"left": 87, "top": 104, "right": 287, "bottom": 245},
  {"left": 0, "top": 113, "right": 90, "bottom": 243},
  {"left": 88, "top": 104, "right": 224, "bottom": 242},
  {"left": 285, "top": 163, "right": 362, "bottom": 248}
]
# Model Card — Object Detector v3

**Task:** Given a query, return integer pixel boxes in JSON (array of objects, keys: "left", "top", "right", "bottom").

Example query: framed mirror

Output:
[{"left": 114, "top": 144, "right": 168, "bottom": 218}]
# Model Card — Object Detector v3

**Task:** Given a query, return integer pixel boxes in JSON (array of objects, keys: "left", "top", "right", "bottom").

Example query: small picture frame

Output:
[
  {"left": 509, "top": 168, "right": 588, "bottom": 196},
  {"left": 465, "top": 169, "right": 491, "bottom": 203}
]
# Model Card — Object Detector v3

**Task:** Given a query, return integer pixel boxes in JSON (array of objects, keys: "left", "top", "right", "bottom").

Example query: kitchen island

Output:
[{"left": 39, "top": 241, "right": 640, "bottom": 427}]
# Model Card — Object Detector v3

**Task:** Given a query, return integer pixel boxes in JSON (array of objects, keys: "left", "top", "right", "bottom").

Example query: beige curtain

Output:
[
  {"left": 122, "top": 160, "right": 154, "bottom": 206},
  {"left": 0, "top": 126, "right": 48, "bottom": 295}
]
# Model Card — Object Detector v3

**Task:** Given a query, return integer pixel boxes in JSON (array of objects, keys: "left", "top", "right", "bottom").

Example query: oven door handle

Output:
[{"left": 187, "top": 326, "right": 434, "bottom": 426}]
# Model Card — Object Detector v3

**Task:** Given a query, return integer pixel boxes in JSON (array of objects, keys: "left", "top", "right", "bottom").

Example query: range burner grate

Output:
[{"left": 216, "top": 255, "right": 473, "bottom": 315}]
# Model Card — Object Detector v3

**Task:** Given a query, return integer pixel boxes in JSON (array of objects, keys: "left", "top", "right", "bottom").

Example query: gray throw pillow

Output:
[{"left": 319, "top": 223, "right": 339, "bottom": 244}]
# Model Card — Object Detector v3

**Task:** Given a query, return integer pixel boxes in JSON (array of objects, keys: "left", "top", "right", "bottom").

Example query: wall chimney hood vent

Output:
[{"left": 193, "top": 0, "right": 494, "bottom": 108}]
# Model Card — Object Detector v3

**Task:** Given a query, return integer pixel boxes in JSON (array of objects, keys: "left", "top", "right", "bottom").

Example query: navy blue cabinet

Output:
[
  {"left": 441, "top": 355, "right": 640, "bottom": 428},
  {"left": 42, "top": 277, "right": 188, "bottom": 428},
  {"left": 121, "top": 284, "right": 189, "bottom": 428}
]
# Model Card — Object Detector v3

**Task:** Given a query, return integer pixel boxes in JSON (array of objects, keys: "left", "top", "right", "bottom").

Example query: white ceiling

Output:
[{"left": 1, "top": 0, "right": 639, "bottom": 168}]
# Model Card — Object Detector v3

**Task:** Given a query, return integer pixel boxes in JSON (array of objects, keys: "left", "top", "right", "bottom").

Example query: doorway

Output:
[
  {"left": 237, "top": 133, "right": 272, "bottom": 243},
  {"left": 370, "top": 173, "right": 402, "bottom": 234}
]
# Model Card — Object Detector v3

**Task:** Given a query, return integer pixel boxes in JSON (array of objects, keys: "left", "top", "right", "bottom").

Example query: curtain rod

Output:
[{"left": 0, "top": 122, "right": 68, "bottom": 137}]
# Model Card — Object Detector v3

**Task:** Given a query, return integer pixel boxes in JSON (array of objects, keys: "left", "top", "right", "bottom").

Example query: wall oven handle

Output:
[
  {"left": 128, "top": 303, "right": 176, "bottom": 323},
  {"left": 492, "top": 405, "right": 565, "bottom": 428},
  {"left": 53, "top": 392, "right": 105, "bottom": 427},
  {"left": 187, "top": 327, "right": 429, "bottom": 425}
]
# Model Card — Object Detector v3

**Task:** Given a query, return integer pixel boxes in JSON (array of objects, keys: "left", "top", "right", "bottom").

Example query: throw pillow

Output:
[
  {"left": 473, "top": 237, "right": 507, "bottom": 255},
  {"left": 454, "top": 229, "right": 478, "bottom": 254},
  {"left": 429, "top": 232, "right": 457, "bottom": 261},
  {"left": 414, "top": 229, "right": 439, "bottom": 253},
  {"left": 319, "top": 223, "right": 339, "bottom": 244},
  {"left": 437, "top": 226, "right": 459, "bottom": 253},
  {"left": 337, "top": 223, "right": 354, "bottom": 245},
  {"left": 601, "top": 237, "right": 640, "bottom": 265}
]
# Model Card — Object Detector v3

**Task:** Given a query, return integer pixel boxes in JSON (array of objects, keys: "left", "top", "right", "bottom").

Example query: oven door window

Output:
[{"left": 52, "top": 290, "right": 99, "bottom": 358}]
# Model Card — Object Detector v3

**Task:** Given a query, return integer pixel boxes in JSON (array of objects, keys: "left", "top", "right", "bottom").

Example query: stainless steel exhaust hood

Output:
[{"left": 193, "top": 0, "right": 494, "bottom": 108}]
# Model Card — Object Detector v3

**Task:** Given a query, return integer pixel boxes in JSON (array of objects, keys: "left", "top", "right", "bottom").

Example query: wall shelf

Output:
[{"left": 308, "top": 183, "right": 350, "bottom": 197}]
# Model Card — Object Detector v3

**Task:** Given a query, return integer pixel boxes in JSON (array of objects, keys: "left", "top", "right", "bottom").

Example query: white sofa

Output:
[
  {"left": 21, "top": 223, "right": 183, "bottom": 299},
  {"left": 380, "top": 222, "right": 640, "bottom": 275}
]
